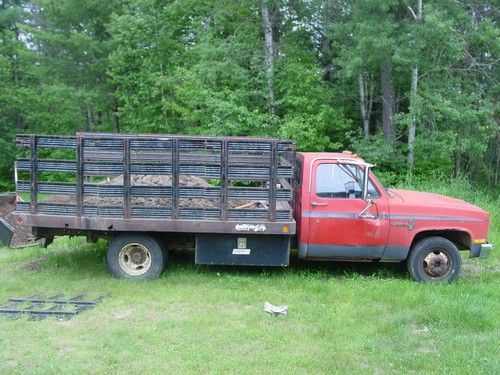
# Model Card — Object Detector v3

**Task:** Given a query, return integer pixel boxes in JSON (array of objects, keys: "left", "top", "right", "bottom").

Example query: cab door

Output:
[{"left": 305, "top": 161, "right": 389, "bottom": 259}]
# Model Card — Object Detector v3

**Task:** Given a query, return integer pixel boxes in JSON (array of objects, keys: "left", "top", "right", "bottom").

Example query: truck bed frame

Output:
[{"left": 14, "top": 133, "right": 296, "bottom": 240}]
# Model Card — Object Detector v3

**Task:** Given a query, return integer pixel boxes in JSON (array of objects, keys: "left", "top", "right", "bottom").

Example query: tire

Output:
[
  {"left": 106, "top": 233, "right": 165, "bottom": 280},
  {"left": 407, "top": 236, "right": 462, "bottom": 283},
  {"left": 159, "top": 241, "right": 169, "bottom": 269}
]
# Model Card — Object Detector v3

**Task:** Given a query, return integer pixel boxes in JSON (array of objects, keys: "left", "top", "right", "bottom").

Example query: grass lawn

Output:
[{"left": 0, "top": 182, "right": 499, "bottom": 374}]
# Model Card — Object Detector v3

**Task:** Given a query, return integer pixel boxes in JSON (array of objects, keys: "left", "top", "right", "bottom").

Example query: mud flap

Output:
[{"left": 0, "top": 218, "right": 14, "bottom": 247}]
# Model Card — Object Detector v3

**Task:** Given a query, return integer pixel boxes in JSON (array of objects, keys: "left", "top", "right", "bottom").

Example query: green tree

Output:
[
  {"left": 0, "top": 0, "right": 27, "bottom": 189},
  {"left": 0, "top": 0, "right": 498, "bottom": 190},
  {"left": 22, "top": 0, "right": 121, "bottom": 133}
]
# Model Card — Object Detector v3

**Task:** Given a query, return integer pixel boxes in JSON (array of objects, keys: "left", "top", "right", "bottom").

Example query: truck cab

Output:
[{"left": 295, "top": 152, "right": 493, "bottom": 282}]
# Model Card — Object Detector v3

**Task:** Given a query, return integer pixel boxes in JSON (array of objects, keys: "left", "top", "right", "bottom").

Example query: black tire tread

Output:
[{"left": 407, "top": 236, "right": 462, "bottom": 283}]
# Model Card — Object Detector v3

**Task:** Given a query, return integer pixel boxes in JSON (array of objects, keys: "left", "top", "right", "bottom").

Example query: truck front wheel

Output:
[
  {"left": 407, "top": 237, "right": 462, "bottom": 283},
  {"left": 107, "top": 234, "right": 165, "bottom": 279}
]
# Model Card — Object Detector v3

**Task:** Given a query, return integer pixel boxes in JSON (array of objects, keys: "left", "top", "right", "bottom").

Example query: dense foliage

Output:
[{"left": 0, "top": 0, "right": 498, "bottom": 190}]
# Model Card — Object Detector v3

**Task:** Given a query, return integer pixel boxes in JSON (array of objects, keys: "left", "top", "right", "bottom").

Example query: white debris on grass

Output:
[{"left": 263, "top": 301, "right": 288, "bottom": 315}]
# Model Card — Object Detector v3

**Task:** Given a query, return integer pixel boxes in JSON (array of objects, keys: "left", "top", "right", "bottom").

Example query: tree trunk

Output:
[
  {"left": 85, "top": 102, "right": 93, "bottom": 132},
  {"left": 159, "top": 60, "right": 169, "bottom": 129},
  {"left": 495, "top": 131, "right": 500, "bottom": 187},
  {"left": 112, "top": 96, "right": 120, "bottom": 133},
  {"left": 407, "top": 66, "right": 418, "bottom": 170},
  {"left": 96, "top": 111, "right": 103, "bottom": 129},
  {"left": 262, "top": 3, "right": 275, "bottom": 114},
  {"left": 12, "top": 22, "right": 23, "bottom": 132},
  {"left": 380, "top": 59, "right": 396, "bottom": 141},
  {"left": 320, "top": 9, "right": 333, "bottom": 82},
  {"left": 454, "top": 150, "right": 461, "bottom": 179},
  {"left": 407, "top": 0, "right": 423, "bottom": 174},
  {"left": 321, "top": 31, "right": 333, "bottom": 81},
  {"left": 358, "top": 73, "right": 373, "bottom": 139}
]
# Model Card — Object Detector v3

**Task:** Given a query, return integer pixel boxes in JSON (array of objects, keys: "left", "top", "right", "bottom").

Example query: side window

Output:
[
  {"left": 366, "top": 180, "right": 380, "bottom": 199},
  {"left": 315, "top": 163, "right": 380, "bottom": 199}
]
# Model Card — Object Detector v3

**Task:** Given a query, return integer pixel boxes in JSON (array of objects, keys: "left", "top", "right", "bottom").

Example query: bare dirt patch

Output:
[
  {"left": 0, "top": 194, "right": 37, "bottom": 248},
  {"left": 57, "top": 319, "right": 81, "bottom": 328},
  {"left": 462, "top": 260, "right": 500, "bottom": 277},
  {"left": 22, "top": 256, "right": 47, "bottom": 272},
  {"left": 112, "top": 307, "right": 135, "bottom": 320}
]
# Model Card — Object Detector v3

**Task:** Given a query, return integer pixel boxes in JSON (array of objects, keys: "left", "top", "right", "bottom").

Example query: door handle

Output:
[{"left": 311, "top": 201, "right": 328, "bottom": 207}]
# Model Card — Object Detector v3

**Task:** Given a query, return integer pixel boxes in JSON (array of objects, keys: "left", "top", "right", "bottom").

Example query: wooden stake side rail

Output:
[{"left": 14, "top": 133, "right": 296, "bottom": 235}]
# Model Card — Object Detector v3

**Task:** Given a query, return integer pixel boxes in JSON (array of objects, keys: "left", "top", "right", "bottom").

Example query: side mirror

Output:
[
  {"left": 358, "top": 199, "right": 377, "bottom": 219},
  {"left": 344, "top": 181, "right": 356, "bottom": 196}
]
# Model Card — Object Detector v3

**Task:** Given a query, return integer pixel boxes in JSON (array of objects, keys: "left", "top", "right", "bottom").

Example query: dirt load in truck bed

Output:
[
  {"left": 0, "top": 194, "right": 36, "bottom": 247},
  {"left": 45, "top": 174, "right": 285, "bottom": 210},
  {"left": 46, "top": 174, "right": 218, "bottom": 208},
  {"left": 0, "top": 174, "right": 288, "bottom": 249}
]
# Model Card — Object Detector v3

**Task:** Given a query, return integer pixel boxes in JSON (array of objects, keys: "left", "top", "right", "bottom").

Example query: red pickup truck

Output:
[
  {"left": 295, "top": 152, "right": 493, "bottom": 282},
  {"left": 0, "top": 134, "right": 493, "bottom": 282}
]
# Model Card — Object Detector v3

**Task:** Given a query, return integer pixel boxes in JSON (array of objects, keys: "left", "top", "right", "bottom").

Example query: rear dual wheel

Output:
[
  {"left": 106, "top": 234, "right": 167, "bottom": 279},
  {"left": 407, "top": 237, "right": 462, "bottom": 283}
]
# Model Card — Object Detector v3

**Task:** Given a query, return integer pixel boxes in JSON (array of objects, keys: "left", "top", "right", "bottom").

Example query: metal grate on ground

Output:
[{"left": 0, "top": 293, "right": 108, "bottom": 320}]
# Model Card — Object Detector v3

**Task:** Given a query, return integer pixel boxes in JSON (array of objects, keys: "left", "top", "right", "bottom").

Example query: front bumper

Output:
[{"left": 470, "top": 243, "right": 494, "bottom": 259}]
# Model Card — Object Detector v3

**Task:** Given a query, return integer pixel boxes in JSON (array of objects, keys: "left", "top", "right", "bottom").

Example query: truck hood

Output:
[{"left": 388, "top": 188, "right": 488, "bottom": 219}]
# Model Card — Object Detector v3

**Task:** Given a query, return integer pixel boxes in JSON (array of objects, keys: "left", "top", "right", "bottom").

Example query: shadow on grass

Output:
[
  {"left": 37, "top": 238, "right": 409, "bottom": 281},
  {"left": 39, "top": 239, "right": 108, "bottom": 277},
  {"left": 168, "top": 248, "right": 408, "bottom": 280}
]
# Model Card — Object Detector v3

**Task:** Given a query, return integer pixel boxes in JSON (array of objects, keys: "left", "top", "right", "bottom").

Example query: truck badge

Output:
[{"left": 235, "top": 224, "right": 267, "bottom": 232}]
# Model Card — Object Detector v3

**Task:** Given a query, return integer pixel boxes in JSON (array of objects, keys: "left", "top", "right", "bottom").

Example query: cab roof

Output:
[{"left": 297, "top": 151, "right": 372, "bottom": 166}]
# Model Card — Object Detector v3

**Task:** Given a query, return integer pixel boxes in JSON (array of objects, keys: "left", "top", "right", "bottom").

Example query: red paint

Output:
[{"left": 295, "top": 152, "right": 491, "bottom": 258}]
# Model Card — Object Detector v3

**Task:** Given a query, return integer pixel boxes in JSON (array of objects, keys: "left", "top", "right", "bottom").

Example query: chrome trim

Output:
[
  {"left": 386, "top": 214, "right": 482, "bottom": 222},
  {"left": 303, "top": 210, "right": 483, "bottom": 223},
  {"left": 480, "top": 243, "right": 494, "bottom": 259}
]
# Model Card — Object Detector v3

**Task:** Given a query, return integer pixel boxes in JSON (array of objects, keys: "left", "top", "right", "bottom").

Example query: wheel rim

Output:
[
  {"left": 118, "top": 243, "right": 152, "bottom": 276},
  {"left": 422, "top": 250, "right": 451, "bottom": 278}
]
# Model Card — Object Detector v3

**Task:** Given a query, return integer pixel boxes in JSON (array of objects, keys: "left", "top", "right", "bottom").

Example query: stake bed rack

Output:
[{"left": 14, "top": 133, "right": 296, "bottom": 236}]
